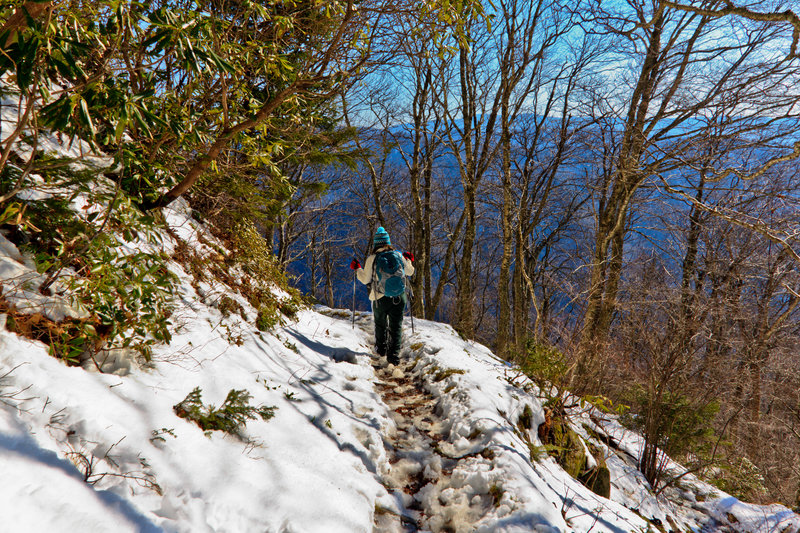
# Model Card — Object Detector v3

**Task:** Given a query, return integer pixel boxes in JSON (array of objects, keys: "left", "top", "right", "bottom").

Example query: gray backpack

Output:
[{"left": 373, "top": 250, "right": 406, "bottom": 297}]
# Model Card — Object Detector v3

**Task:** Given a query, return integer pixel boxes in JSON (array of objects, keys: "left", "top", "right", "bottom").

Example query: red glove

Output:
[
  {"left": 403, "top": 252, "right": 414, "bottom": 262},
  {"left": 350, "top": 259, "right": 361, "bottom": 270}
]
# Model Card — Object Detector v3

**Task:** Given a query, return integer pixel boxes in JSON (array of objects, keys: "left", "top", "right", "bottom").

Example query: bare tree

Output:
[
  {"left": 574, "top": 0, "right": 800, "bottom": 385},
  {"left": 437, "top": 0, "right": 577, "bottom": 338},
  {"left": 367, "top": 9, "right": 449, "bottom": 319}
]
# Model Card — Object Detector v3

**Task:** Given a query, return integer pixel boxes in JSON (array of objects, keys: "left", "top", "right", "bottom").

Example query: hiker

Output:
[{"left": 350, "top": 227, "right": 414, "bottom": 365}]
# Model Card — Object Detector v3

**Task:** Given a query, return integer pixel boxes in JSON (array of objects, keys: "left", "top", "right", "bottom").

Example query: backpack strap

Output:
[{"left": 370, "top": 253, "right": 377, "bottom": 294}]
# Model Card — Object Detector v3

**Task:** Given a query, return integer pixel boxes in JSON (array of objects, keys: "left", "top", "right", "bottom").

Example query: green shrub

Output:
[
  {"left": 222, "top": 221, "right": 304, "bottom": 330},
  {"left": 16, "top": 196, "right": 90, "bottom": 259},
  {"left": 707, "top": 457, "right": 768, "bottom": 501},
  {"left": 621, "top": 384, "right": 719, "bottom": 488},
  {"left": 230, "top": 221, "right": 289, "bottom": 289},
  {"left": 283, "top": 339, "right": 299, "bottom": 353},
  {"left": 70, "top": 244, "right": 175, "bottom": 361},
  {"left": 581, "top": 395, "right": 629, "bottom": 417},
  {"left": 0, "top": 298, "right": 95, "bottom": 365},
  {"left": 256, "top": 305, "right": 281, "bottom": 331},
  {"left": 516, "top": 338, "right": 568, "bottom": 389},
  {"left": 188, "top": 172, "right": 277, "bottom": 235},
  {"left": 488, "top": 483, "right": 504, "bottom": 507},
  {"left": 217, "top": 295, "right": 242, "bottom": 318},
  {"left": 279, "top": 298, "right": 300, "bottom": 319},
  {"left": 621, "top": 385, "right": 719, "bottom": 462},
  {"left": 173, "top": 387, "right": 277, "bottom": 436},
  {"left": 7, "top": 182, "right": 176, "bottom": 364}
]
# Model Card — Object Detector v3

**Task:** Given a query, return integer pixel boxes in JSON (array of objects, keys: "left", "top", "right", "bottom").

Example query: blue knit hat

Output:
[{"left": 373, "top": 227, "right": 391, "bottom": 247}]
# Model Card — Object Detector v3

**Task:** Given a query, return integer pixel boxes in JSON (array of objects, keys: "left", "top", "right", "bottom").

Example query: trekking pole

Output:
[
  {"left": 351, "top": 263, "right": 357, "bottom": 329},
  {"left": 410, "top": 297, "right": 415, "bottom": 334},
  {"left": 407, "top": 280, "right": 415, "bottom": 335}
]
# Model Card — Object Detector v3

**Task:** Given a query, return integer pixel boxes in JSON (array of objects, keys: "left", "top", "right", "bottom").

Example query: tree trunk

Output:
[
  {"left": 423, "top": 146, "right": 434, "bottom": 319},
  {"left": 678, "top": 174, "right": 705, "bottom": 346},
  {"left": 496, "top": 96, "right": 513, "bottom": 356},
  {"left": 455, "top": 182, "right": 477, "bottom": 337},
  {"left": 309, "top": 232, "right": 319, "bottom": 302},
  {"left": 577, "top": 11, "right": 665, "bottom": 378},
  {"left": 512, "top": 224, "right": 527, "bottom": 354},
  {"left": 430, "top": 209, "right": 466, "bottom": 319},
  {"left": 408, "top": 65, "right": 431, "bottom": 318},
  {"left": 323, "top": 249, "right": 335, "bottom": 308}
]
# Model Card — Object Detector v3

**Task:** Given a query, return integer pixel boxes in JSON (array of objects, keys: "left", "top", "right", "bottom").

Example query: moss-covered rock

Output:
[
  {"left": 551, "top": 419, "right": 587, "bottom": 478},
  {"left": 518, "top": 404, "right": 535, "bottom": 431},
  {"left": 579, "top": 460, "right": 611, "bottom": 497},
  {"left": 538, "top": 410, "right": 610, "bottom": 498}
]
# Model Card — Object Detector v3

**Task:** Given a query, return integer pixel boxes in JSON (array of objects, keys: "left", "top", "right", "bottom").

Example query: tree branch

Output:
[
  {"left": 661, "top": 178, "right": 800, "bottom": 266},
  {"left": 662, "top": 0, "right": 800, "bottom": 59}
]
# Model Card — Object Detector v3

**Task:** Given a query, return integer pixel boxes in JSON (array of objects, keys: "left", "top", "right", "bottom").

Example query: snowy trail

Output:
[
  {"left": 372, "top": 355, "right": 455, "bottom": 532},
  {"left": 365, "top": 331, "right": 501, "bottom": 533},
  {"left": 372, "top": 358, "right": 434, "bottom": 531},
  {"left": 350, "top": 311, "right": 441, "bottom": 531},
  {"left": 350, "top": 311, "right": 449, "bottom": 532}
]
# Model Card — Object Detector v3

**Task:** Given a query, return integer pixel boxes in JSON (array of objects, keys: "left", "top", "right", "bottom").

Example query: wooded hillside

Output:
[{"left": 2, "top": 0, "right": 799, "bottom": 508}]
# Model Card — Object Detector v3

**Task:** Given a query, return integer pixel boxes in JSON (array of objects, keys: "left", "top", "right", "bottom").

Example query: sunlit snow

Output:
[{"left": 0, "top": 90, "right": 798, "bottom": 533}]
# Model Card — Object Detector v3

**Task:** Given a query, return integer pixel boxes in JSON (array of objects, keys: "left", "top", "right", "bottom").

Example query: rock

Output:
[
  {"left": 539, "top": 412, "right": 611, "bottom": 497},
  {"left": 580, "top": 441, "right": 611, "bottom": 498},
  {"left": 580, "top": 463, "right": 611, "bottom": 498}
]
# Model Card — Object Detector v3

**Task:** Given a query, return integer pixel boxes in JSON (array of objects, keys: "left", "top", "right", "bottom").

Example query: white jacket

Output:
[{"left": 356, "top": 247, "right": 415, "bottom": 300}]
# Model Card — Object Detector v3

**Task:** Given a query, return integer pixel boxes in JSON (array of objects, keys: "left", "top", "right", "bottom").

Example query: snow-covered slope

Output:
[
  {"left": 1, "top": 198, "right": 799, "bottom": 532},
  {"left": 0, "top": 208, "right": 386, "bottom": 532},
  {"left": 1, "top": 96, "right": 798, "bottom": 533}
]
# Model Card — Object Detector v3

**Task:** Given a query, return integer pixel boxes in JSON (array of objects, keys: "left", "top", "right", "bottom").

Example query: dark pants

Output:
[{"left": 373, "top": 294, "right": 406, "bottom": 362}]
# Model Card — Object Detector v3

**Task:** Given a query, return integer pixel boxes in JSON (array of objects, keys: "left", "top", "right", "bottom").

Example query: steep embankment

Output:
[
  {"left": 0, "top": 203, "right": 391, "bottom": 532},
  {"left": 363, "top": 314, "right": 800, "bottom": 533}
]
